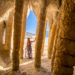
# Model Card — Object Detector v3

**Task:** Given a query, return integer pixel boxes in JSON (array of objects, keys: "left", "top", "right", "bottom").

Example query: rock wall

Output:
[
  {"left": 52, "top": 0, "right": 75, "bottom": 75},
  {"left": 0, "top": 10, "right": 14, "bottom": 67}
]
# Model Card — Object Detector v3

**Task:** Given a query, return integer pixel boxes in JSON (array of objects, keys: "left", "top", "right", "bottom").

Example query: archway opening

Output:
[{"left": 23, "top": 9, "right": 37, "bottom": 59}]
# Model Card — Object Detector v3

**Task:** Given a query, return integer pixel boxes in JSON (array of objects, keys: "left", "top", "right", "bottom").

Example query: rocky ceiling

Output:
[
  {"left": 0, "top": 0, "right": 62, "bottom": 24},
  {"left": 0, "top": 0, "right": 15, "bottom": 17}
]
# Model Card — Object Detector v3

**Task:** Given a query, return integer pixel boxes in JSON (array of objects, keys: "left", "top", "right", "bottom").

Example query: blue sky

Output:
[{"left": 26, "top": 10, "right": 49, "bottom": 37}]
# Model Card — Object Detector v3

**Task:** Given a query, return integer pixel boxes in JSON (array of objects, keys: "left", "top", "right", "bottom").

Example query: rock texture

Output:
[
  {"left": 12, "top": 0, "right": 24, "bottom": 71},
  {"left": 20, "top": 0, "right": 29, "bottom": 59},
  {"left": 0, "top": 10, "right": 14, "bottom": 67},
  {"left": 48, "top": 24, "right": 57, "bottom": 59},
  {"left": 52, "top": 0, "right": 75, "bottom": 75},
  {"left": 35, "top": 0, "right": 47, "bottom": 68},
  {"left": 0, "top": 0, "right": 75, "bottom": 75}
]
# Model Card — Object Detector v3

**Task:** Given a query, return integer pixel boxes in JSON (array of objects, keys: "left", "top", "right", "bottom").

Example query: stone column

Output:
[
  {"left": 48, "top": 23, "right": 53, "bottom": 59},
  {"left": 52, "top": 0, "right": 75, "bottom": 75},
  {"left": 48, "top": 24, "right": 57, "bottom": 59},
  {"left": 20, "top": 0, "right": 29, "bottom": 59},
  {"left": 51, "top": 23, "right": 59, "bottom": 71},
  {"left": 12, "top": 0, "right": 24, "bottom": 71},
  {"left": 41, "top": 23, "right": 46, "bottom": 55},
  {"left": 35, "top": 0, "right": 47, "bottom": 68}
]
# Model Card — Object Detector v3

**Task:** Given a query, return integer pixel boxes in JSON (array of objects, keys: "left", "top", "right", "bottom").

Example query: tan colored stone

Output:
[
  {"left": 52, "top": 0, "right": 75, "bottom": 75},
  {"left": 20, "top": 0, "right": 29, "bottom": 59},
  {"left": 0, "top": 17, "right": 13, "bottom": 67},
  {"left": 56, "top": 38, "right": 75, "bottom": 55},
  {"left": 12, "top": 0, "right": 24, "bottom": 71},
  {"left": 53, "top": 65, "right": 73, "bottom": 75},
  {"left": 35, "top": 0, "right": 47, "bottom": 68},
  {"left": 48, "top": 24, "right": 57, "bottom": 59},
  {"left": 41, "top": 23, "right": 46, "bottom": 55},
  {"left": 48, "top": 27, "right": 52, "bottom": 59}
]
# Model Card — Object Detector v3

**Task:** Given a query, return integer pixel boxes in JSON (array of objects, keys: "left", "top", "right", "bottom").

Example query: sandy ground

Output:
[
  {"left": 20, "top": 58, "right": 51, "bottom": 75},
  {"left": 0, "top": 39, "right": 51, "bottom": 75},
  {"left": 0, "top": 58, "right": 51, "bottom": 75},
  {"left": 0, "top": 39, "right": 75, "bottom": 75}
]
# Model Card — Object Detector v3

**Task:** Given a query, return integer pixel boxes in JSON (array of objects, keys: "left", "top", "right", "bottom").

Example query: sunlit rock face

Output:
[
  {"left": 0, "top": 9, "right": 14, "bottom": 67},
  {"left": 0, "top": 20, "right": 9, "bottom": 67}
]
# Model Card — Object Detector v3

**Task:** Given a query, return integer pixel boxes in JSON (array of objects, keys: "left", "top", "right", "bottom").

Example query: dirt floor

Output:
[
  {"left": 0, "top": 57, "right": 51, "bottom": 75},
  {"left": 0, "top": 41, "right": 51, "bottom": 75},
  {"left": 0, "top": 56, "right": 75, "bottom": 75},
  {"left": 0, "top": 41, "right": 75, "bottom": 75},
  {"left": 20, "top": 58, "right": 51, "bottom": 75}
]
